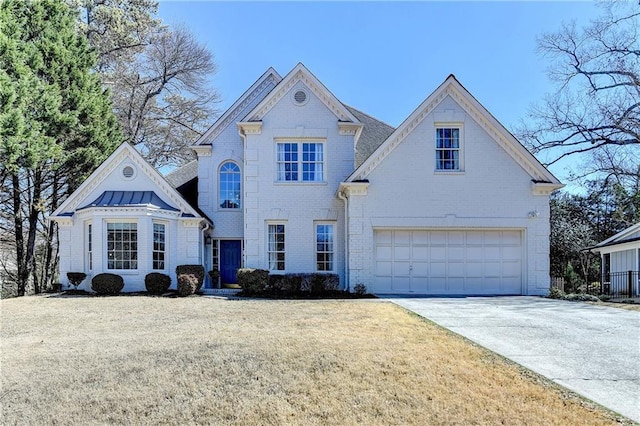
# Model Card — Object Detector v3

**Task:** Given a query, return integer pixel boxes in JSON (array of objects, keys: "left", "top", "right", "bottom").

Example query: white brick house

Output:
[{"left": 51, "top": 63, "right": 563, "bottom": 295}]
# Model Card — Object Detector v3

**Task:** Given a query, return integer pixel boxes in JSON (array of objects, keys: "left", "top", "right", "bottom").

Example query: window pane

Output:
[
  {"left": 436, "top": 128, "right": 460, "bottom": 171},
  {"left": 316, "top": 224, "right": 334, "bottom": 271},
  {"left": 268, "top": 224, "right": 286, "bottom": 271},
  {"left": 153, "top": 223, "right": 166, "bottom": 270},
  {"left": 220, "top": 162, "right": 241, "bottom": 209}
]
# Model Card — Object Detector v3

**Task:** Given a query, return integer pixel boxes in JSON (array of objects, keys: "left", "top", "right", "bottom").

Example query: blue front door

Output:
[{"left": 220, "top": 240, "right": 241, "bottom": 284}]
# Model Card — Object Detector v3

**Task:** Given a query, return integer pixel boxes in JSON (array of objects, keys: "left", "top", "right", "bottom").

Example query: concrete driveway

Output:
[{"left": 388, "top": 296, "right": 640, "bottom": 422}]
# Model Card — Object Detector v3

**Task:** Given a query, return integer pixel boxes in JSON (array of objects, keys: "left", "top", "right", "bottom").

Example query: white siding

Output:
[
  {"left": 347, "top": 95, "right": 550, "bottom": 295},
  {"left": 198, "top": 79, "right": 278, "bottom": 240},
  {"left": 243, "top": 81, "right": 353, "bottom": 286}
]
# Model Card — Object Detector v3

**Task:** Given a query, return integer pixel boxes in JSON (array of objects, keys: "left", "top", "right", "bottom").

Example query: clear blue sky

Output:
[{"left": 158, "top": 1, "right": 602, "bottom": 184}]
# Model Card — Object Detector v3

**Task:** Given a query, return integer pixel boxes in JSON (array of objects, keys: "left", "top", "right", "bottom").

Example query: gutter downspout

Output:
[
  {"left": 338, "top": 189, "right": 349, "bottom": 292},
  {"left": 201, "top": 221, "right": 211, "bottom": 284}
]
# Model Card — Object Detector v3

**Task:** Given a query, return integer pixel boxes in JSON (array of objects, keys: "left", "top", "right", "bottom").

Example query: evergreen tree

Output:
[{"left": 0, "top": 0, "right": 122, "bottom": 296}]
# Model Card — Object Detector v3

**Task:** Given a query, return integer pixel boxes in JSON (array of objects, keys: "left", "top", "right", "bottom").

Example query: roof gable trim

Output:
[
  {"left": 347, "top": 76, "right": 562, "bottom": 186},
  {"left": 194, "top": 68, "right": 282, "bottom": 146},
  {"left": 51, "top": 143, "right": 203, "bottom": 220},
  {"left": 245, "top": 63, "right": 360, "bottom": 124}
]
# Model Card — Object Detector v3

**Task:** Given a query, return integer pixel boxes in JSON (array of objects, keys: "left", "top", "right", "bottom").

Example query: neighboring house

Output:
[
  {"left": 590, "top": 222, "right": 640, "bottom": 296},
  {"left": 50, "top": 63, "right": 563, "bottom": 295}
]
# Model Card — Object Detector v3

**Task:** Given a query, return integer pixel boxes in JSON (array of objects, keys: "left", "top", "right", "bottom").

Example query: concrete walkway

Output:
[{"left": 387, "top": 296, "right": 640, "bottom": 422}]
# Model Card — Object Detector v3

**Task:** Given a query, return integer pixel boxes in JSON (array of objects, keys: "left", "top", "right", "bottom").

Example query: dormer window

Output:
[{"left": 435, "top": 127, "right": 461, "bottom": 171}]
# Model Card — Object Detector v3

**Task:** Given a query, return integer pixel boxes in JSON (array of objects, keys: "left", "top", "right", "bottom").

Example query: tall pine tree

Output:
[{"left": 0, "top": 0, "right": 122, "bottom": 296}]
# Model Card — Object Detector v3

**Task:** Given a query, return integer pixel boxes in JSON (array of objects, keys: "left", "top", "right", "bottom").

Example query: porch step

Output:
[{"left": 202, "top": 288, "right": 242, "bottom": 296}]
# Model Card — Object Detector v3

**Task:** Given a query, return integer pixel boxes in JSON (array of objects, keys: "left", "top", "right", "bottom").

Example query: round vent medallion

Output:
[
  {"left": 122, "top": 165, "right": 135, "bottom": 179},
  {"left": 293, "top": 89, "right": 308, "bottom": 105}
]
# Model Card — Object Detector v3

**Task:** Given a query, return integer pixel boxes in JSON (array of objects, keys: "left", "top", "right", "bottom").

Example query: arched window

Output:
[{"left": 219, "top": 162, "right": 241, "bottom": 209}]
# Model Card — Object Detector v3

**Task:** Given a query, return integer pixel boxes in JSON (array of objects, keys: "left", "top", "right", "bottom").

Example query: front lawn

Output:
[{"left": 0, "top": 296, "right": 625, "bottom": 425}]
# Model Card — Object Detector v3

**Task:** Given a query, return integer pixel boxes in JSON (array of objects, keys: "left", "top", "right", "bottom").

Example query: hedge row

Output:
[
  {"left": 237, "top": 268, "right": 341, "bottom": 297},
  {"left": 77, "top": 264, "right": 205, "bottom": 297}
]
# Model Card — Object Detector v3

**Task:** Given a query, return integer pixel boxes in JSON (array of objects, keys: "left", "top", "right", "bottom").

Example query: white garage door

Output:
[{"left": 374, "top": 229, "right": 523, "bottom": 295}]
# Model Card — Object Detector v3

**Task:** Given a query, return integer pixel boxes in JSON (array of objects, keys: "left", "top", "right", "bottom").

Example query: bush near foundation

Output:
[
  {"left": 91, "top": 273, "right": 124, "bottom": 295},
  {"left": 145, "top": 273, "right": 171, "bottom": 295},
  {"left": 177, "top": 274, "right": 199, "bottom": 296},
  {"left": 237, "top": 268, "right": 269, "bottom": 295},
  {"left": 176, "top": 265, "right": 205, "bottom": 291}
]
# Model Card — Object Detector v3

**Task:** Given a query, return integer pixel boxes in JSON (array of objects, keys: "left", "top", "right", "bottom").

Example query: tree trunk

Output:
[
  {"left": 11, "top": 173, "right": 26, "bottom": 296},
  {"left": 26, "top": 169, "right": 42, "bottom": 294}
]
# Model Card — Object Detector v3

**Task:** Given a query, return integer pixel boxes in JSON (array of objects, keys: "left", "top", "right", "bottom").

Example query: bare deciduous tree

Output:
[
  {"left": 519, "top": 1, "right": 639, "bottom": 181},
  {"left": 72, "top": 0, "right": 220, "bottom": 168},
  {"left": 107, "top": 25, "right": 219, "bottom": 167}
]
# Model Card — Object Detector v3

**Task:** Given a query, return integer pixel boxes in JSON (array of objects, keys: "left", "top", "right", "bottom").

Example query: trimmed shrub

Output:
[
  {"left": 67, "top": 272, "right": 87, "bottom": 290},
  {"left": 145, "top": 272, "right": 171, "bottom": 295},
  {"left": 353, "top": 283, "right": 367, "bottom": 296},
  {"left": 176, "top": 265, "right": 205, "bottom": 291},
  {"left": 237, "top": 268, "right": 269, "bottom": 295},
  {"left": 284, "top": 274, "right": 305, "bottom": 293},
  {"left": 309, "top": 273, "right": 340, "bottom": 294},
  {"left": 91, "top": 273, "right": 124, "bottom": 295},
  {"left": 177, "top": 274, "right": 199, "bottom": 296},
  {"left": 547, "top": 287, "right": 565, "bottom": 299}
]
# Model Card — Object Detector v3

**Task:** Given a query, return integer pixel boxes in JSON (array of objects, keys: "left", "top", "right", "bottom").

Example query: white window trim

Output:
[
  {"left": 434, "top": 124, "right": 464, "bottom": 173},
  {"left": 274, "top": 140, "right": 326, "bottom": 183},
  {"left": 218, "top": 161, "right": 242, "bottom": 211},
  {"left": 104, "top": 219, "right": 139, "bottom": 274},
  {"left": 152, "top": 220, "right": 168, "bottom": 272},
  {"left": 267, "top": 222, "right": 286, "bottom": 273},
  {"left": 315, "top": 222, "right": 336, "bottom": 272},
  {"left": 85, "top": 221, "right": 93, "bottom": 271}
]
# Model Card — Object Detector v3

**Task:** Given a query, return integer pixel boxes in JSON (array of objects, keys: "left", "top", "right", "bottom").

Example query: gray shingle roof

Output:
[
  {"left": 344, "top": 105, "right": 396, "bottom": 168},
  {"left": 164, "top": 160, "right": 198, "bottom": 188}
]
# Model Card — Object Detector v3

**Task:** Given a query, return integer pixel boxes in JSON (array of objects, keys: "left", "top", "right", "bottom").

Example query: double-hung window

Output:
[
  {"left": 316, "top": 224, "right": 334, "bottom": 271},
  {"left": 277, "top": 142, "right": 323, "bottom": 182},
  {"left": 107, "top": 222, "right": 138, "bottom": 270},
  {"left": 268, "top": 224, "right": 286, "bottom": 271},
  {"left": 435, "top": 128, "right": 460, "bottom": 171}
]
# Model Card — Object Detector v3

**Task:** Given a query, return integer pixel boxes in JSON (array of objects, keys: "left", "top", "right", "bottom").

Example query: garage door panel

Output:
[
  {"left": 502, "top": 231, "right": 522, "bottom": 245},
  {"left": 466, "top": 262, "right": 483, "bottom": 277},
  {"left": 430, "top": 246, "right": 447, "bottom": 261},
  {"left": 484, "top": 261, "right": 502, "bottom": 277},
  {"left": 376, "top": 261, "right": 392, "bottom": 276},
  {"left": 431, "top": 262, "right": 447, "bottom": 277},
  {"left": 412, "top": 246, "right": 429, "bottom": 259},
  {"left": 393, "top": 261, "right": 411, "bottom": 276},
  {"left": 376, "top": 246, "right": 392, "bottom": 260},
  {"left": 466, "top": 231, "right": 484, "bottom": 245},
  {"left": 447, "top": 262, "right": 466, "bottom": 278},
  {"left": 428, "top": 278, "right": 447, "bottom": 293},
  {"left": 484, "top": 246, "right": 501, "bottom": 260},
  {"left": 374, "top": 229, "right": 523, "bottom": 295},
  {"left": 392, "top": 276, "right": 411, "bottom": 292},
  {"left": 448, "top": 277, "right": 465, "bottom": 292},
  {"left": 503, "top": 246, "right": 521, "bottom": 261},
  {"left": 393, "top": 231, "right": 411, "bottom": 244},
  {"left": 448, "top": 246, "right": 464, "bottom": 260},
  {"left": 430, "top": 231, "right": 447, "bottom": 244},
  {"left": 466, "top": 246, "right": 484, "bottom": 261},
  {"left": 503, "top": 261, "right": 522, "bottom": 277},
  {"left": 484, "top": 277, "right": 502, "bottom": 292},
  {"left": 376, "top": 230, "right": 392, "bottom": 244},
  {"left": 412, "top": 262, "right": 429, "bottom": 277},
  {"left": 393, "top": 245, "right": 410, "bottom": 260},
  {"left": 412, "top": 231, "right": 429, "bottom": 245}
]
